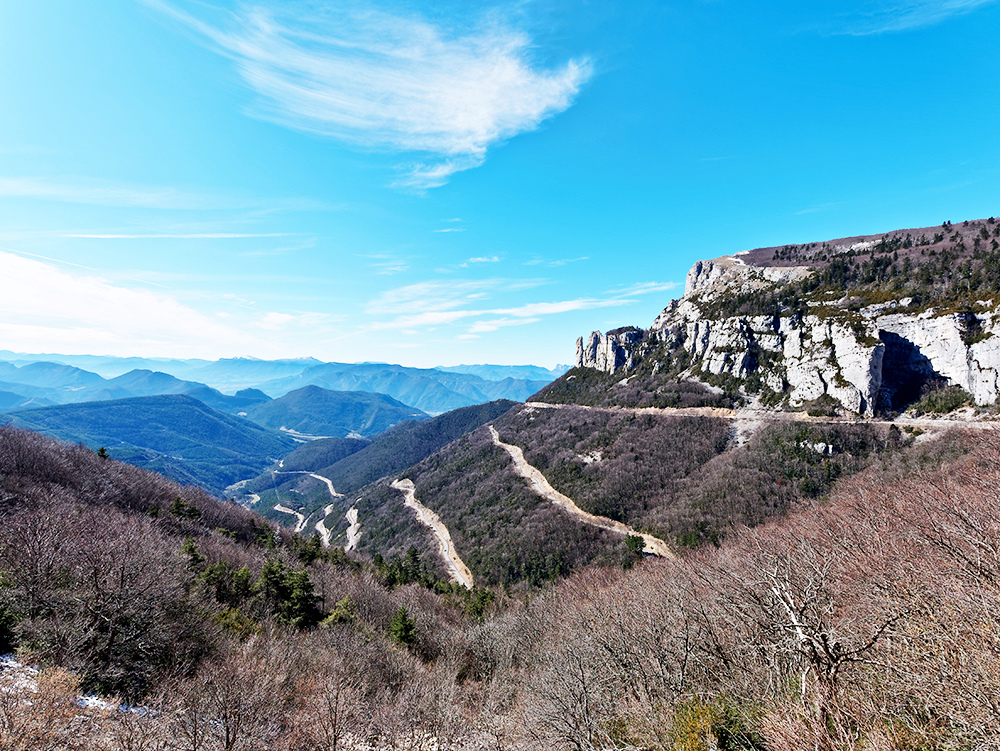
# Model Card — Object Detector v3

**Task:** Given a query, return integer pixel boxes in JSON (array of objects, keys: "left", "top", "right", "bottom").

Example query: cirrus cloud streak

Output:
[{"left": 147, "top": 1, "right": 592, "bottom": 188}]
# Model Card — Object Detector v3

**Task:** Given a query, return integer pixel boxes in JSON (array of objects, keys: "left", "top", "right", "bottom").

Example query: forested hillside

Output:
[
  {"left": 242, "top": 385, "right": 428, "bottom": 438},
  {"left": 345, "top": 402, "right": 913, "bottom": 583},
  {"left": 3, "top": 422, "right": 999, "bottom": 750},
  {"left": 245, "top": 400, "right": 517, "bottom": 537},
  {"left": 3, "top": 394, "right": 296, "bottom": 494}
]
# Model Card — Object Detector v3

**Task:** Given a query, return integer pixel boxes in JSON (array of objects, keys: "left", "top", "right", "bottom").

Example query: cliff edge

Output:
[{"left": 576, "top": 219, "right": 1000, "bottom": 415}]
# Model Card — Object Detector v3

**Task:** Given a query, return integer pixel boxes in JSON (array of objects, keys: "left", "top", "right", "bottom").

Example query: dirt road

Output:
[
  {"left": 315, "top": 503, "right": 336, "bottom": 547},
  {"left": 273, "top": 503, "right": 307, "bottom": 534},
  {"left": 489, "top": 425, "right": 674, "bottom": 558},
  {"left": 390, "top": 478, "right": 474, "bottom": 589},
  {"left": 345, "top": 507, "right": 361, "bottom": 552},
  {"left": 526, "top": 400, "right": 1000, "bottom": 430}
]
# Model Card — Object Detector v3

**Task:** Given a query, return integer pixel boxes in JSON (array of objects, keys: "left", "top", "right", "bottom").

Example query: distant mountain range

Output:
[
  {"left": 435, "top": 364, "right": 569, "bottom": 381},
  {"left": 0, "top": 354, "right": 559, "bottom": 495},
  {"left": 3, "top": 394, "right": 296, "bottom": 494},
  {"left": 0, "top": 353, "right": 563, "bottom": 414},
  {"left": 255, "top": 362, "right": 551, "bottom": 413},
  {"left": 0, "top": 362, "right": 213, "bottom": 408},
  {"left": 242, "top": 385, "right": 428, "bottom": 439}
]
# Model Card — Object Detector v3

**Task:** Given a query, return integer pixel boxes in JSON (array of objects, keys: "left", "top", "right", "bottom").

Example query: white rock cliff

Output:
[{"left": 576, "top": 257, "right": 1000, "bottom": 414}]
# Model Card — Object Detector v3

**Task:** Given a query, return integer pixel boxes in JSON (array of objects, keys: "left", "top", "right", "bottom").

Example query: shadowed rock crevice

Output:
[{"left": 877, "top": 331, "right": 941, "bottom": 410}]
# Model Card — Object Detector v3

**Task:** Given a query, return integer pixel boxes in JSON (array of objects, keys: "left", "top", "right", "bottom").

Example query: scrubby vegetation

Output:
[
  {"left": 354, "top": 426, "right": 629, "bottom": 586},
  {"left": 246, "top": 399, "right": 517, "bottom": 512},
  {"left": 270, "top": 436, "right": 371, "bottom": 473},
  {"left": 0, "top": 426, "right": 476, "bottom": 699},
  {"left": 2, "top": 394, "right": 296, "bottom": 494},
  {"left": 533, "top": 360, "right": 734, "bottom": 410},
  {"left": 497, "top": 405, "right": 909, "bottom": 547},
  {"left": 498, "top": 408, "right": 731, "bottom": 531},
  {"left": 909, "top": 382, "right": 974, "bottom": 414},
  {"left": 707, "top": 218, "right": 1000, "bottom": 320},
  {"left": 4, "top": 422, "right": 1000, "bottom": 750}
]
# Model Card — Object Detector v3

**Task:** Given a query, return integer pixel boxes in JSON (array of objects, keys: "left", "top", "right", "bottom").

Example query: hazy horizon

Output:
[{"left": 3, "top": 0, "right": 999, "bottom": 368}]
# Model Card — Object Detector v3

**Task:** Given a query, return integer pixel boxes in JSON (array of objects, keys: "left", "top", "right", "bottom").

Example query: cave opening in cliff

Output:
[{"left": 877, "top": 331, "right": 942, "bottom": 411}]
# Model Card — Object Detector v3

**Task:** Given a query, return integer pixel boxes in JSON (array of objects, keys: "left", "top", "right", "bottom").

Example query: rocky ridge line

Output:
[{"left": 577, "top": 237, "right": 1000, "bottom": 414}]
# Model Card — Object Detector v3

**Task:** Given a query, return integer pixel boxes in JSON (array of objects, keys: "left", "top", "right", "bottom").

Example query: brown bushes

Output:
[{"left": 5, "top": 423, "right": 1000, "bottom": 749}]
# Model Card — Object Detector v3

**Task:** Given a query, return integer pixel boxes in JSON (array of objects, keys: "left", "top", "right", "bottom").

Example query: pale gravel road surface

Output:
[
  {"left": 345, "top": 507, "right": 361, "bottom": 552},
  {"left": 526, "top": 400, "right": 1000, "bottom": 430},
  {"left": 316, "top": 503, "right": 336, "bottom": 547},
  {"left": 296, "top": 473, "right": 359, "bottom": 551},
  {"left": 391, "top": 478, "right": 474, "bottom": 589},
  {"left": 273, "top": 503, "right": 308, "bottom": 534},
  {"left": 489, "top": 425, "right": 674, "bottom": 559}
]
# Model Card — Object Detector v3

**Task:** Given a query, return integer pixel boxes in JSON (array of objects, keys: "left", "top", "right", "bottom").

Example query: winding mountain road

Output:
[
  {"left": 270, "top": 469, "right": 359, "bottom": 549},
  {"left": 273, "top": 503, "right": 307, "bottom": 534},
  {"left": 526, "top": 400, "right": 1000, "bottom": 430},
  {"left": 294, "top": 473, "right": 362, "bottom": 552},
  {"left": 345, "top": 507, "right": 361, "bottom": 552},
  {"left": 390, "top": 478, "right": 474, "bottom": 589},
  {"left": 315, "top": 503, "right": 336, "bottom": 547},
  {"left": 489, "top": 425, "right": 674, "bottom": 558}
]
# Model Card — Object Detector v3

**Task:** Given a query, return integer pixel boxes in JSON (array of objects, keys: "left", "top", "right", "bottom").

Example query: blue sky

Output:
[{"left": 1, "top": 0, "right": 999, "bottom": 368}]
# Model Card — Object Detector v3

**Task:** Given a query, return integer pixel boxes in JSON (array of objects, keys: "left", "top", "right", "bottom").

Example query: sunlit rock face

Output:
[{"left": 576, "top": 255, "right": 1000, "bottom": 415}]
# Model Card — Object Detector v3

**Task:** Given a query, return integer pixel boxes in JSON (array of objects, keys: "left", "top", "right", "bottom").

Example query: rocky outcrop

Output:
[
  {"left": 576, "top": 256, "right": 1000, "bottom": 414},
  {"left": 681, "top": 255, "right": 813, "bottom": 303},
  {"left": 877, "top": 310, "right": 1000, "bottom": 406},
  {"left": 666, "top": 313, "right": 883, "bottom": 415},
  {"left": 575, "top": 328, "right": 648, "bottom": 374}
]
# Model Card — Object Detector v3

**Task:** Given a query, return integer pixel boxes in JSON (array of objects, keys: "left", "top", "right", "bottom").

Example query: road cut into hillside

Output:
[
  {"left": 274, "top": 469, "right": 345, "bottom": 495},
  {"left": 316, "top": 503, "right": 336, "bottom": 547},
  {"left": 344, "top": 507, "right": 361, "bottom": 551},
  {"left": 274, "top": 503, "right": 307, "bottom": 534},
  {"left": 526, "top": 400, "right": 1000, "bottom": 431},
  {"left": 390, "top": 478, "right": 474, "bottom": 589},
  {"left": 273, "top": 469, "right": 349, "bottom": 547},
  {"left": 489, "top": 425, "right": 675, "bottom": 559},
  {"left": 298, "top": 471, "right": 357, "bottom": 548}
]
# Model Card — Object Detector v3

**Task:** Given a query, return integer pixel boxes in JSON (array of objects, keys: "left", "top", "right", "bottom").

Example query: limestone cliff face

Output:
[
  {"left": 876, "top": 310, "right": 1000, "bottom": 406},
  {"left": 652, "top": 314, "right": 884, "bottom": 414},
  {"left": 576, "top": 256, "right": 1000, "bottom": 414},
  {"left": 575, "top": 328, "right": 647, "bottom": 374}
]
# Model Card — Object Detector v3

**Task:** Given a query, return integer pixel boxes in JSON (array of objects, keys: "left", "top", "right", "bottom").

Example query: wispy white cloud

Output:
[
  {"left": 608, "top": 281, "right": 680, "bottom": 296},
  {"left": 365, "top": 252, "right": 412, "bottom": 275},
  {"left": 0, "top": 249, "right": 335, "bottom": 358},
  {"left": 467, "top": 317, "right": 541, "bottom": 333},
  {"left": 63, "top": 232, "right": 295, "bottom": 239},
  {"left": 257, "top": 310, "right": 331, "bottom": 330},
  {"left": 366, "top": 278, "right": 544, "bottom": 316},
  {"left": 148, "top": 1, "right": 591, "bottom": 188},
  {"left": 523, "top": 255, "right": 590, "bottom": 267},
  {"left": 433, "top": 228, "right": 467, "bottom": 233},
  {"left": 0, "top": 250, "right": 246, "bottom": 357},
  {"left": 0, "top": 175, "right": 328, "bottom": 211},
  {"left": 0, "top": 176, "right": 226, "bottom": 210},
  {"left": 794, "top": 203, "right": 842, "bottom": 216},
  {"left": 840, "top": 0, "right": 999, "bottom": 34},
  {"left": 492, "top": 299, "right": 627, "bottom": 317},
  {"left": 242, "top": 237, "right": 318, "bottom": 257},
  {"left": 364, "top": 276, "right": 667, "bottom": 335}
]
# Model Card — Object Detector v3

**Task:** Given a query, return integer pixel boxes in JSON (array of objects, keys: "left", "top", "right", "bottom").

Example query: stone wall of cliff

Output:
[{"left": 576, "top": 254, "right": 1000, "bottom": 414}]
